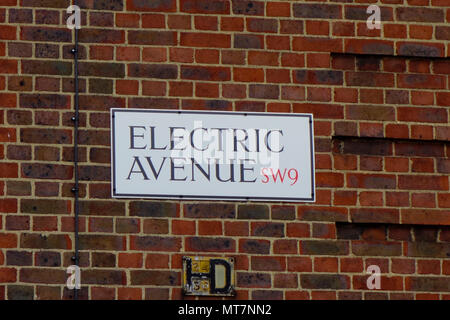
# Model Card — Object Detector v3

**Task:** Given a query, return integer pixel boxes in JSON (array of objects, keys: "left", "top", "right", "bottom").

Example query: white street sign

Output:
[{"left": 111, "top": 109, "right": 315, "bottom": 202}]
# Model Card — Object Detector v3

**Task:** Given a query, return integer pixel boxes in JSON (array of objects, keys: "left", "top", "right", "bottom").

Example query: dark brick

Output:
[
  {"left": 386, "top": 90, "right": 409, "bottom": 104},
  {"left": 7, "top": 285, "right": 33, "bottom": 300},
  {"left": 251, "top": 256, "right": 285, "bottom": 271},
  {"left": 35, "top": 182, "right": 59, "bottom": 197},
  {"left": 21, "top": 26, "right": 71, "bottom": 42},
  {"left": 407, "top": 277, "right": 450, "bottom": 292},
  {"left": 116, "top": 218, "right": 139, "bottom": 233},
  {"left": 301, "top": 240, "right": 349, "bottom": 255},
  {"left": 79, "top": 62, "right": 124, "bottom": 78},
  {"left": 78, "top": 166, "right": 110, "bottom": 181},
  {"left": 352, "top": 241, "right": 402, "bottom": 256},
  {"left": 129, "top": 63, "right": 177, "bottom": 79},
  {"left": 185, "top": 237, "right": 235, "bottom": 252},
  {"left": 238, "top": 205, "right": 269, "bottom": 219},
  {"left": 79, "top": 235, "right": 125, "bottom": 251},
  {"left": 252, "top": 290, "right": 283, "bottom": 300},
  {"left": 334, "top": 138, "right": 393, "bottom": 156},
  {"left": 252, "top": 222, "right": 284, "bottom": 237},
  {"left": 5, "top": 215, "right": 29, "bottom": 230},
  {"left": 336, "top": 223, "right": 363, "bottom": 240},
  {"left": 89, "top": 79, "right": 113, "bottom": 94},
  {"left": 89, "top": 114, "right": 110, "bottom": 129},
  {"left": 20, "top": 94, "right": 70, "bottom": 109},
  {"left": 6, "top": 181, "right": 31, "bottom": 196},
  {"left": 232, "top": 0, "right": 264, "bottom": 16},
  {"left": 413, "top": 227, "right": 438, "bottom": 242},
  {"left": 436, "top": 26, "right": 450, "bottom": 40},
  {"left": 21, "top": 199, "right": 70, "bottom": 215},
  {"left": 131, "top": 271, "right": 179, "bottom": 286},
  {"left": 35, "top": 44, "right": 59, "bottom": 59},
  {"left": 35, "top": 10, "right": 59, "bottom": 24},
  {"left": 20, "top": 0, "right": 70, "bottom": 8},
  {"left": 350, "top": 208, "right": 399, "bottom": 224},
  {"left": 280, "top": 20, "right": 303, "bottom": 34},
  {"left": 398, "top": 43, "right": 443, "bottom": 58},
  {"left": 6, "top": 251, "right": 32, "bottom": 266},
  {"left": 128, "top": 31, "right": 176, "bottom": 45},
  {"left": 92, "top": 252, "right": 116, "bottom": 268},
  {"left": 128, "top": 98, "right": 178, "bottom": 109},
  {"left": 294, "top": 70, "right": 343, "bottom": 85},
  {"left": 126, "top": 0, "right": 175, "bottom": 12},
  {"left": 20, "top": 234, "right": 70, "bottom": 249},
  {"left": 78, "top": 130, "right": 110, "bottom": 146},
  {"left": 131, "top": 236, "right": 181, "bottom": 251},
  {"left": 301, "top": 274, "right": 349, "bottom": 290},
  {"left": 247, "top": 18, "right": 277, "bottom": 33},
  {"left": 294, "top": 4, "right": 341, "bottom": 19},
  {"left": 237, "top": 272, "right": 271, "bottom": 288},
  {"left": 234, "top": 34, "right": 263, "bottom": 49},
  {"left": 239, "top": 239, "right": 270, "bottom": 254},
  {"left": 145, "top": 288, "right": 169, "bottom": 300},
  {"left": 407, "top": 242, "right": 450, "bottom": 258},
  {"left": 8, "top": 74, "right": 33, "bottom": 92},
  {"left": 346, "top": 71, "right": 394, "bottom": 87},
  {"left": 9, "top": 9, "right": 33, "bottom": 23},
  {"left": 347, "top": 173, "right": 396, "bottom": 189},
  {"left": 437, "top": 159, "right": 450, "bottom": 174},
  {"left": 345, "top": 5, "right": 392, "bottom": 21},
  {"left": 35, "top": 252, "right": 60, "bottom": 267},
  {"left": 7, "top": 110, "right": 32, "bottom": 125},
  {"left": 79, "top": 201, "right": 125, "bottom": 216},
  {"left": 8, "top": 42, "right": 32, "bottom": 58},
  {"left": 181, "top": 66, "right": 230, "bottom": 81},
  {"left": 82, "top": 270, "right": 125, "bottom": 285},
  {"left": 129, "top": 202, "right": 177, "bottom": 218},
  {"left": 397, "top": 7, "right": 444, "bottom": 23},
  {"left": 249, "top": 84, "right": 279, "bottom": 99},
  {"left": 181, "top": 0, "right": 229, "bottom": 14},
  {"left": 271, "top": 206, "right": 295, "bottom": 220},
  {"left": 298, "top": 206, "right": 348, "bottom": 222},
  {"left": 34, "top": 146, "right": 59, "bottom": 161},
  {"left": 356, "top": 56, "right": 381, "bottom": 71},
  {"left": 89, "top": 12, "right": 114, "bottom": 27},
  {"left": 36, "top": 286, "right": 61, "bottom": 300},
  {"left": 79, "top": 29, "right": 124, "bottom": 44},
  {"left": 21, "top": 163, "right": 73, "bottom": 180},
  {"left": 22, "top": 60, "right": 72, "bottom": 75},
  {"left": 184, "top": 203, "right": 234, "bottom": 219},
  {"left": 395, "top": 141, "right": 444, "bottom": 157},
  {"left": 62, "top": 287, "right": 88, "bottom": 300},
  {"left": 77, "top": 0, "right": 123, "bottom": 10},
  {"left": 7, "top": 145, "right": 31, "bottom": 160},
  {"left": 21, "top": 128, "right": 71, "bottom": 144},
  {"left": 89, "top": 148, "right": 110, "bottom": 163}
]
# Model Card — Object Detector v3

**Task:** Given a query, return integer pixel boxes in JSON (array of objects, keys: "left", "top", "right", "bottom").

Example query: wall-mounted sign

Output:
[
  {"left": 111, "top": 109, "right": 315, "bottom": 202},
  {"left": 182, "top": 256, "right": 235, "bottom": 296}
]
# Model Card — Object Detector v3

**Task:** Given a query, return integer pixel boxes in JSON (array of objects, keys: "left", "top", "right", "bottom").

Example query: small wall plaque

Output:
[{"left": 182, "top": 256, "right": 235, "bottom": 296}]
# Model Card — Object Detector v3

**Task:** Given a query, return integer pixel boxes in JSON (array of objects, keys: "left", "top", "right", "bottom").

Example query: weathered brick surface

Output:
[{"left": 0, "top": 0, "right": 449, "bottom": 300}]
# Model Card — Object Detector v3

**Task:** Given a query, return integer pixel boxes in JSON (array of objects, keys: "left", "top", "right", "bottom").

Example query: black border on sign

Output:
[{"left": 110, "top": 108, "right": 315, "bottom": 202}]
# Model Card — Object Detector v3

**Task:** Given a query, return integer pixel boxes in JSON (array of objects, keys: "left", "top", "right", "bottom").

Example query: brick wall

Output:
[{"left": 0, "top": 0, "right": 449, "bottom": 300}]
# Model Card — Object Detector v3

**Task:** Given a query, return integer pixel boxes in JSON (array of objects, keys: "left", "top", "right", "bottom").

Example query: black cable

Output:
[{"left": 70, "top": 6, "right": 80, "bottom": 301}]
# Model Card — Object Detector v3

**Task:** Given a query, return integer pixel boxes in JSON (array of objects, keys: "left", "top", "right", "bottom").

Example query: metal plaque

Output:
[{"left": 182, "top": 256, "right": 235, "bottom": 296}]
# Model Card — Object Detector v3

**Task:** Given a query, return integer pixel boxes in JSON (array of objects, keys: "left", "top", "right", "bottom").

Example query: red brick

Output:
[
  {"left": 221, "top": 17, "right": 244, "bottom": 32},
  {"left": 181, "top": 33, "right": 230, "bottom": 48}
]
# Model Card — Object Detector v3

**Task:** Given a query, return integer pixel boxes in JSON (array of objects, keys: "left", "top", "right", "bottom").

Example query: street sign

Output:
[
  {"left": 182, "top": 256, "right": 235, "bottom": 296},
  {"left": 111, "top": 109, "right": 315, "bottom": 202}
]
